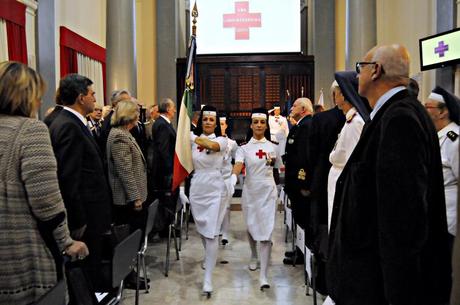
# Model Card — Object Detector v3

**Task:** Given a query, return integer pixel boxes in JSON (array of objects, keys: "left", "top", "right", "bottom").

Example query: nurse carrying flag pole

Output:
[{"left": 172, "top": 2, "right": 198, "bottom": 192}]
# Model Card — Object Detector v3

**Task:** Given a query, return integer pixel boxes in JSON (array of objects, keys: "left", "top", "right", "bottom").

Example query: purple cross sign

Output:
[{"left": 434, "top": 41, "right": 449, "bottom": 57}]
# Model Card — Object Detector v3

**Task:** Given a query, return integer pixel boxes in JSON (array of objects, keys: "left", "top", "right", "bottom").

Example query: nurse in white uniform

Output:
[
  {"left": 425, "top": 86, "right": 459, "bottom": 255},
  {"left": 231, "top": 108, "right": 280, "bottom": 290},
  {"left": 219, "top": 116, "right": 238, "bottom": 245},
  {"left": 323, "top": 71, "right": 370, "bottom": 305},
  {"left": 327, "top": 71, "right": 370, "bottom": 231},
  {"left": 268, "top": 105, "right": 289, "bottom": 157},
  {"left": 189, "top": 105, "right": 228, "bottom": 296}
]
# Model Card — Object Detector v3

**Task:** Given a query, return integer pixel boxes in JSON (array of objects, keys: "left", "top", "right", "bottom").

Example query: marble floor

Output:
[{"left": 121, "top": 204, "right": 319, "bottom": 305}]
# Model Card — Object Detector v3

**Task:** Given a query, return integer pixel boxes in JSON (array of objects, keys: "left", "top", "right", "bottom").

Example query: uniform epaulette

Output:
[
  {"left": 447, "top": 131, "right": 458, "bottom": 141},
  {"left": 346, "top": 112, "right": 357, "bottom": 124}
]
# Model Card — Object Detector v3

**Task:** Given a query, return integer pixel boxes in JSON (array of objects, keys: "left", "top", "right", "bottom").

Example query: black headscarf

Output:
[
  {"left": 334, "top": 71, "right": 371, "bottom": 122},
  {"left": 432, "top": 86, "right": 460, "bottom": 125},
  {"left": 194, "top": 105, "right": 222, "bottom": 136},
  {"left": 245, "top": 107, "right": 272, "bottom": 142}
]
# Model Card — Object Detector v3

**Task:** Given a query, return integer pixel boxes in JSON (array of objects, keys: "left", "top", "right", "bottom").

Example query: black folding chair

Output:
[
  {"left": 35, "top": 279, "right": 66, "bottom": 305},
  {"left": 137, "top": 199, "right": 160, "bottom": 293},
  {"left": 97, "top": 229, "right": 142, "bottom": 305}
]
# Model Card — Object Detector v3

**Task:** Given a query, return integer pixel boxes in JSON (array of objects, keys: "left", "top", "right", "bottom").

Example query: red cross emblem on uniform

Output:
[
  {"left": 197, "top": 146, "right": 205, "bottom": 152},
  {"left": 223, "top": 2, "right": 262, "bottom": 40},
  {"left": 255, "top": 149, "right": 266, "bottom": 159}
]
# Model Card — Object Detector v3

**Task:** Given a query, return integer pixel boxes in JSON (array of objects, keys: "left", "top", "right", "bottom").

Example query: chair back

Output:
[
  {"left": 112, "top": 229, "right": 142, "bottom": 287},
  {"left": 145, "top": 199, "right": 160, "bottom": 236},
  {"left": 35, "top": 279, "right": 66, "bottom": 305}
]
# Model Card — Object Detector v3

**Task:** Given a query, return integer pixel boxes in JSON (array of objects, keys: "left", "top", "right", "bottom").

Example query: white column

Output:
[
  {"left": 345, "top": 0, "right": 376, "bottom": 70},
  {"left": 37, "top": 0, "right": 57, "bottom": 118},
  {"left": 106, "top": 0, "right": 137, "bottom": 99}
]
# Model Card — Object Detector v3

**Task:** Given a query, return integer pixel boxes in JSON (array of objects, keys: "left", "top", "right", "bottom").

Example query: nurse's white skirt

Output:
[
  {"left": 241, "top": 177, "right": 277, "bottom": 241},
  {"left": 190, "top": 169, "right": 227, "bottom": 239}
]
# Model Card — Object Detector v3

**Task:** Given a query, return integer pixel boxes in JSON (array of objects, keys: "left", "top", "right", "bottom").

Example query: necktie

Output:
[{"left": 86, "top": 121, "right": 94, "bottom": 137}]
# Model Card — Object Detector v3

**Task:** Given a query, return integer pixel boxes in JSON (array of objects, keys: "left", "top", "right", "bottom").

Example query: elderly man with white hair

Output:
[
  {"left": 326, "top": 45, "right": 452, "bottom": 305},
  {"left": 282, "top": 96, "right": 314, "bottom": 265}
]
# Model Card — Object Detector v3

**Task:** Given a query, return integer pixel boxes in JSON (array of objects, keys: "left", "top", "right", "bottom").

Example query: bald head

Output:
[
  {"left": 290, "top": 97, "right": 313, "bottom": 121},
  {"left": 369, "top": 44, "right": 410, "bottom": 82},
  {"left": 358, "top": 44, "right": 411, "bottom": 106}
]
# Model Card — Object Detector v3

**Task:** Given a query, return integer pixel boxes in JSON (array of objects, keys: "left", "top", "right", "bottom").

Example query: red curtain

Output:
[
  {"left": 0, "top": 0, "right": 27, "bottom": 64},
  {"left": 60, "top": 26, "right": 106, "bottom": 103},
  {"left": 60, "top": 46, "right": 78, "bottom": 77}
]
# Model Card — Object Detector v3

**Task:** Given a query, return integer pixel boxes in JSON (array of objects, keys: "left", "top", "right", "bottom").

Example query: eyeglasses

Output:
[
  {"left": 424, "top": 104, "right": 444, "bottom": 110},
  {"left": 355, "top": 62, "right": 378, "bottom": 74}
]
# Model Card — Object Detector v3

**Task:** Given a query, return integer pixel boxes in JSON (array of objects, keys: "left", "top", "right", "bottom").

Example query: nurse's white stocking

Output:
[
  {"left": 259, "top": 241, "right": 271, "bottom": 287},
  {"left": 247, "top": 232, "right": 258, "bottom": 270},
  {"left": 221, "top": 206, "right": 230, "bottom": 240},
  {"left": 203, "top": 237, "right": 219, "bottom": 292}
]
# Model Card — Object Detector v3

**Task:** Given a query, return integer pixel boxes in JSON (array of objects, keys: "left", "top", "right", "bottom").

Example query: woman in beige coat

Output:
[
  {"left": 0, "top": 61, "right": 88, "bottom": 304},
  {"left": 107, "top": 99, "right": 148, "bottom": 226}
]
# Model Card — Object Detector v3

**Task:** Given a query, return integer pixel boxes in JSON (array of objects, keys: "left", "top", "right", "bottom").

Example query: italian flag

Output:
[{"left": 172, "top": 88, "right": 194, "bottom": 191}]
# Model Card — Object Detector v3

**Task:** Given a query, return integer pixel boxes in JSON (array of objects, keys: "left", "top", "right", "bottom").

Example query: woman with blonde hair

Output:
[
  {"left": 107, "top": 99, "right": 148, "bottom": 227},
  {"left": 0, "top": 61, "right": 88, "bottom": 304}
]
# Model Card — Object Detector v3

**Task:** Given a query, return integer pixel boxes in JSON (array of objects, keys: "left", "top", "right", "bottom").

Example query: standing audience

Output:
[
  {"left": 48, "top": 74, "right": 112, "bottom": 290},
  {"left": 100, "top": 89, "right": 131, "bottom": 154},
  {"left": 0, "top": 61, "right": 88, "bottom": 305},
  {"left": 425, "top": 86, "right": 459, "bottom": 256},
  {"left": 453, "top": 173, "right": 460, "bottom": 304},
  {"left": 151, "top": 98, "right": 177, "bottom": 232},
  {"left": 107, "top": 99, "right": 147, "bottom": 229},
  {"left": 327, "top": 44, "right": 451, "bottom": 305},
  {"left": 326, "top": 72, "right": 369, "bottom": 231},
  {"left": 106, "top": 99, "right": 149, "bottom": 289},
  {"left": 282, "top": 97, "right": 314, "bottom": 264}
]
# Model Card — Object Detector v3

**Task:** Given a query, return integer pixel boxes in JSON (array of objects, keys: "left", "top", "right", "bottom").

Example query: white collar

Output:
[
  {"left": 63, "top": 106, "right": 88, "bottom": 126},
  {"left": 250, "top": 137, "right": 267, "bottom": 144},
  {"left": 370, "top": 86, "right": 406, "bottom": 120},
  {"left": 160, "top": 114, "right": 171, "bottom": 124},
  {"left": 438, "top": 121, "right": 459, "bottom": 139},
  {"left": 201, "top": 133, "right": 216, "bottom": 139}
]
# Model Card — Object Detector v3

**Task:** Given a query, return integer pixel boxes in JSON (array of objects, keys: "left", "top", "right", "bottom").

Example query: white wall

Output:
[
  {"left": 54, "top": 0, "right": 106, "bottom": 87},
  {"left": 376, "top": 0, "right": 436, "bottom": 101}
]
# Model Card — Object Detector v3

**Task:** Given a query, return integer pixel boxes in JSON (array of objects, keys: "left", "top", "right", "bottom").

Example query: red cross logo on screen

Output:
[
  {"left": 223, "top": 2, "right": 262, "bottom": 40},
  {"left": 255, "top": 149, "right": 266, "bottom": 159}
]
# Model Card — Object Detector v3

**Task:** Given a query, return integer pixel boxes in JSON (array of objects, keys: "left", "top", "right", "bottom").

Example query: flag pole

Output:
[{"left": 172, "top": 1, "right": 198, "bottom": 191}]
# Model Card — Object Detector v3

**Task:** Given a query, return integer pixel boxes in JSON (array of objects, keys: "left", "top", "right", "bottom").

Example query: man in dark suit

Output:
[
  {"left": 327, "top": 45, "right": 451, "bottom": 305},
  {"left": 282, "top": 97, "right": 314, "bottom": 264},
  {"left": 44, "top": 89, "right": 63, "bottom": 127},
  {"left": 151, "top": 98, "right": 177, "bottom": 232},
  {"left": 100, "top": 89, "right": 131, "bottom": 154},
  {"left": 308, "top": 106, "right": 344, "bottom": 250},
  {"left": 453, "top": 178, "right": 460, "bottom": 304},
  {"left": 49, "top": 74, "right": 112, "bottom": 290}
]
